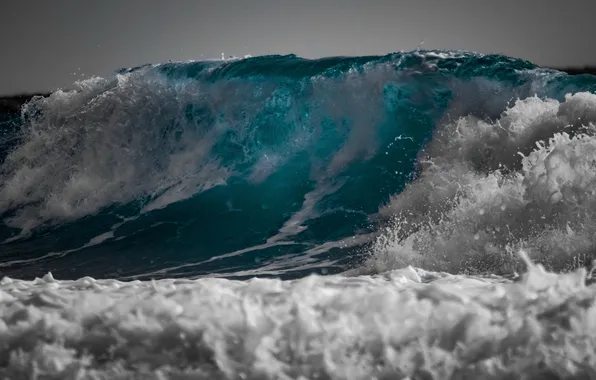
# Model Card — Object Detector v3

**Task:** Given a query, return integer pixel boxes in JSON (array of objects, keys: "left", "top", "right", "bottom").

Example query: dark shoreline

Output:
[
  {"left": 1, "top": 67, "right": 596, "bottom": 116},
  {"left": 0, "top": 93, "right": 47, "bottom": 116},
  {"left": 555, "top": 67, "right": 596, "bottom": 76}
]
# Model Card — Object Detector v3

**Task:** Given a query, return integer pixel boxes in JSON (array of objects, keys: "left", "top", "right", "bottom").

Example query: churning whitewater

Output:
[{"left": 2, "top": 50, "right": 596, "bottom": 379}]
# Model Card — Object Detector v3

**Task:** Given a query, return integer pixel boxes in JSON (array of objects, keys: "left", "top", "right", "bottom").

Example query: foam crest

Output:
[{"left": 369, "top": 92, "right": 596, "bottom": 274}]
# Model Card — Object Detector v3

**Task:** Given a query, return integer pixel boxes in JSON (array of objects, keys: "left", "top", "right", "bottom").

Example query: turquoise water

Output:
[{"left": 1, "top": 50, "right": 596, "bottom": 281}]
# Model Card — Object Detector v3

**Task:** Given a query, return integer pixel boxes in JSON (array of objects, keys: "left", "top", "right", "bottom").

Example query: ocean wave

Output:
[
  {"left": 0, "top": 50, "right": 596, "bottom": 280},
  {"left": 2, "top": 50, "right": 596, "bottom": 379}
]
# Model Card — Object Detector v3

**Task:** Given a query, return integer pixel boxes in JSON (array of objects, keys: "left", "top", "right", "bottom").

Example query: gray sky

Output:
[{"left": 1, "top": 0, "right": 595, "bottom": 95}]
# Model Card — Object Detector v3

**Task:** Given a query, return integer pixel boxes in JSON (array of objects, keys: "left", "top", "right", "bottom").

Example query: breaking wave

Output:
[
  {"left": 3, "top": 50, "right": 596, "bottom": 378},
  {"left": 2, "top": 50, "right": 596, "bottom": 280}
]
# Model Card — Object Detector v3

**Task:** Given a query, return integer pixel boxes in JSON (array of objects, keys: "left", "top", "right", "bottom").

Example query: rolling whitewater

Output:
[{"left": 2, "top": 50, "right": 596, "bottom": 378}]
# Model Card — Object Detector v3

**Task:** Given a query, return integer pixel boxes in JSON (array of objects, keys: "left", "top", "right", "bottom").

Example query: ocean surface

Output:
[{"left": 2, "top": 50, "right": 596, "bottom": 379}]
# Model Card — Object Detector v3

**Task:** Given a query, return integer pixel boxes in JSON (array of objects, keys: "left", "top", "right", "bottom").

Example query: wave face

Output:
[{"left": 1, "top": 51, "right": 596, "bottom": 281}]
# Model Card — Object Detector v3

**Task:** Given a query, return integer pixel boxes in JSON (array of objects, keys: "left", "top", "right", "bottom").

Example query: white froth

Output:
[
  {"left": 369, "top": 92, "right": 596, "bottom": 274},
  {"left": 0, "top": 260, "right": 594, "bottom": 379}
]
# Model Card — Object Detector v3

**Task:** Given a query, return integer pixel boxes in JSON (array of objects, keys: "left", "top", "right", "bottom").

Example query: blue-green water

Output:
[{"left": 1, "top": 50, "right": 596, "bottom": 280}]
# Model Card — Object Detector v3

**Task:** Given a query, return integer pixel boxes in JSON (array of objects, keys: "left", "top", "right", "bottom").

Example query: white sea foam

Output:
[
  {"left": 367, "top": 92, "right": 596, "bottom": 274},
  {"left": 0, "top": 257, "right": 594, "bottom": 379}
]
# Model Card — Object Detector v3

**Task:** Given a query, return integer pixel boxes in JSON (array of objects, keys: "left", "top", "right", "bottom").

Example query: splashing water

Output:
[{"left": 2, "top": 50, "right": 596, "bottom": 378}]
